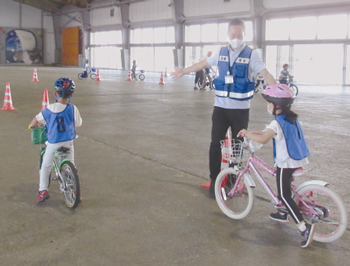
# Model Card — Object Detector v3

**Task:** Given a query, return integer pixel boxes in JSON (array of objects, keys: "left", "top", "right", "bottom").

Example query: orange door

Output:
[{"left": 62, "top": 27, "right": 79, "bottom": 66}]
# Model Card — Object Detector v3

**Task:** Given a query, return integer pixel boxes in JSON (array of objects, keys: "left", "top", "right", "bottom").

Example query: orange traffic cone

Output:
[
  {"left": 126, "top": 69, "right": 132, "bottom": 81},
  {"left": 41, "top": 89, "right": 49, "bottom": 110},
  {"left": 1, "top": 83, "right": 17, "bottom": 111},
  {"left": 32, "top": 68, "right": 39, "bottom": 82},
  {"left": 159, "top": 72, "right": 165, "bottom": 85},
  {"left": 95, "top": 68, "right": 101, "bottom": 81},
  {"left": 164, "top": 67, "right": 168, "bottom": 77},
  {"left": 201, "top": 128, "right": 231, "bottom": 189}
]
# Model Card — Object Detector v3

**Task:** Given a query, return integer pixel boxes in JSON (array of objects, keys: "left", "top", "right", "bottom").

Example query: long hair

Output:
[{"left": 276, "top": 104, "right": 298, "bottom": 124}]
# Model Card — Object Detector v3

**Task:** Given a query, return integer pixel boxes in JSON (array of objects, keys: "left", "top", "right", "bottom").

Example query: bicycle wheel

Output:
[
  {"left": 215, "top": 168, "right": 254, "bottom": 219},
  {"left": 295, "top": 184, "right": 347, "bottom": 243},
  {"left": 60, "top": 161, "right": 80, "bottom": 209},
  {"left": 78, "top": 73, "right": 84, "bottom": 80},
  {"left": 290, "top": 84, "right": 298, "bottom": 96},
  {"left": 90, "top": 73, "right": 96, "bottom": 80},
  {"left": 139, "top": 74, "right": 145, "bottom": 81}
]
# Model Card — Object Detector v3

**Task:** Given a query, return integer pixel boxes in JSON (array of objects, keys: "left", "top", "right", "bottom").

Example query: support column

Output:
[
  {"left": 120, "top": 4, "right": 130, "bottom": 70},
  {"left": 53, "top": 14, "right": 62, "bottom": 65},
  {"left": 172, "top": 0, "right": 185, "bottom": 68},
  {"left": 81, "top": 9, "right": 91, "bottom": 67}
]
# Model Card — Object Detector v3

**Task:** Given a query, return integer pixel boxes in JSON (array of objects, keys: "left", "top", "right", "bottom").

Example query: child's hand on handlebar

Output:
[{"left": 237, "top": 129, "right": 248, "bottom": 138}]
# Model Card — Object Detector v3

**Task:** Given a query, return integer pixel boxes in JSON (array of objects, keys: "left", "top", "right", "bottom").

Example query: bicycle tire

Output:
[
  {"left": 290, "top": 84, "right": 298, "bottom": 96},
  {"left": 139, "top": 74, "right": 145, "bottom": 81},
  {"left": 60, "top": 161, "right": 80, "bottom": 209},
  {"left": 90, "top": 73, "right": 96, "bottom": 80},
  {"left": 215, "top": 168, "right": 254, "bottom": 219},
  {"left": 78, "top": 73, "right": 84, "bottom": 80},
  {"left": 295, "top": 184, "right": 347, "bottom": 243}
]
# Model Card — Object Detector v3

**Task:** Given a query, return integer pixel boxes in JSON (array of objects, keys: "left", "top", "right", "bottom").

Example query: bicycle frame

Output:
[
  {"left": 40, "top": 147, "right": 72, "bottom": 188},
  {"left": 231, "top": 151, "right": 320, "bottom": 217}
]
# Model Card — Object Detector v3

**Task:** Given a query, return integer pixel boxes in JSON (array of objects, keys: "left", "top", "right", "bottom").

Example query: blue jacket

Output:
[
  {"left": 273, "top": 114, "right": 310, "bottom": 161},
  {"left": 213, "top": 46, "right": 255, "bottom": 101},
  {"left": 42, "top": 104, "right": 76, "bottom": 144}
]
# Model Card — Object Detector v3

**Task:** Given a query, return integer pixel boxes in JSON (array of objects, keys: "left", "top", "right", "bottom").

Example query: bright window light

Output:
[
  {"left": 201, "top": 24, "right": 218, "bottom": 42},
  {"left": 290, "top": 16, "right": 317, "bottom": 40},
  {"left": 318, "top": 14, "right": 348, "bottom": 39},
  {"left": 266, "top": 18, "right": 290, "bottom": 40}
]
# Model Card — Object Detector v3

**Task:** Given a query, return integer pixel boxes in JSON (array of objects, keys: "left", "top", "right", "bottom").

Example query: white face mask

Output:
[
  {"left": 229, "top": 39, "right": 243, "bottom": 49},
  {"left": 267, "top": 103, "right": 274, "bottom": 115}
]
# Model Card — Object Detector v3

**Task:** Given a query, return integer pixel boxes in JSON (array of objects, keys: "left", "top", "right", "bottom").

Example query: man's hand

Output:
[{"left": 171, "top": 67, "right": 185, "bottom": 80}]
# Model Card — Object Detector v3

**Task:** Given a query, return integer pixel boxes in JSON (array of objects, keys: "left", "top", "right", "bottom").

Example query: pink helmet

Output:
[{"left": 261, "top": 84, "right": 295, "bottom": 106}]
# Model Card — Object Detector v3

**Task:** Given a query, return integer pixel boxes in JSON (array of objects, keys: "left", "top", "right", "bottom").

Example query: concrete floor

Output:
[{"left": 0, "top": 66, "right": 349, "bottom": 266}]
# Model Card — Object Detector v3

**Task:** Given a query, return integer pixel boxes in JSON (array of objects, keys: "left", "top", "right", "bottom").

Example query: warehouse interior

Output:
[{"left": 0, "top": 0, "right": 349, "bottom": 265}]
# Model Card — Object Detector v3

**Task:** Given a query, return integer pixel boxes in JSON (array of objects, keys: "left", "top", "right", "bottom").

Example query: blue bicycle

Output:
[{"left": 78, "top": 68, "right": 97, "bottom": 80}]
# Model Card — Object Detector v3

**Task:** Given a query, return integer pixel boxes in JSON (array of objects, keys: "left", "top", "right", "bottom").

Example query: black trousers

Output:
[
  {"left": 209, "top": 107, "right": 249, "bottom": 180},
  {"left": 276, "top": 167, "right": 304, "bottom": 224}
]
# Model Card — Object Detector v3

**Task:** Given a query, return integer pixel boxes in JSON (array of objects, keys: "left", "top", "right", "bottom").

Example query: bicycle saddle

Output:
[{"left": 57, "top": 147, "right": 70, "bottom": 153}]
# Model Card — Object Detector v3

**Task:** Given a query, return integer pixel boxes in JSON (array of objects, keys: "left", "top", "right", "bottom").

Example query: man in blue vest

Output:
[{"left": 171, "top": 19, "right": 277, "bottom": 197}]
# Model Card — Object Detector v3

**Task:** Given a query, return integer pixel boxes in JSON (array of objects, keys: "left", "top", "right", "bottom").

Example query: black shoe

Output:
[
  {"left": 301, "top": 223, "right": 315, "bottom": 248},
  {"left": 269, "top": 211, "right": 289, "bottom": 223},
  {"left": 209, "top": 180, "right": 215, "bottom": 198}
]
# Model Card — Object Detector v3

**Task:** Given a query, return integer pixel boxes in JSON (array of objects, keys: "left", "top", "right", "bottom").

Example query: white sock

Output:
[{"left": 298, "top": 221, "right": 306, "bottom": 232}]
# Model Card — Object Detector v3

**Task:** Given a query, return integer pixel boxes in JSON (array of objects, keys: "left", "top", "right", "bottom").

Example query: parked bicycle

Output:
[
  {"left": 30, "top": 126, "right": 81, "bottom": 209},
  {"left": 78, "top": 67, "right": 97, "bottom": 80},
  {"left": 214, "top": 138, "right": 347, "bottom": 243},
  {"left": 254, "top": 75, "right": 266, "bottom": 93},
  {"left": 132, "top": 68, "right": 145, "bottom": 81},
  {"left": 197, "top": 72, "right": 215, "bottom": 90}
]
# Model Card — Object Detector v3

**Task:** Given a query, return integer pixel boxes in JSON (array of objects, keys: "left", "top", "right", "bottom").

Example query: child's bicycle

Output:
[
  {"left": 215, "top": 137, "right": 347, "bottom": 243},
  {"left": 30, "top": 126, "right": 81, "bottom": 209},
  {"left": 78, "top": 68, "right": 97, "bottom": 80},
  {"left": 132, "top": 68, "right": 145, "bottom": 81}
]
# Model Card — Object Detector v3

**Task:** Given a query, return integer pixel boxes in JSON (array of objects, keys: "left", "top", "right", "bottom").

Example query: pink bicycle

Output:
[{"left": 215, "top": 138, "right": 347, "bottom": 243}]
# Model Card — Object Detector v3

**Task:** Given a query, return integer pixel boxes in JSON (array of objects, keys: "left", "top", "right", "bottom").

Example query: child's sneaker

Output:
[
  {"left": 37, "top": 190, "right": 50, "bottom": 202},
  {"left": 301, "top": 223, "right": 315, "bottom": 248},
  {"left": 269, "top": 211, "right": 289, "bottom": 223}
]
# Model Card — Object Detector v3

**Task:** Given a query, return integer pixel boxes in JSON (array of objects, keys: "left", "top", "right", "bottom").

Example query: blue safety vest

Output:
[
  {"left": 213, "top": 46, "right": 255, "bottom": 101},
  {"left": 42, "top": 104, "right": 76, "bottom": 144},
  {"left": 273, "top": 114, "right": 310, "bottom": 161},
  {"left": 280, "top": 70, "right": 289, "bottom": 82}
]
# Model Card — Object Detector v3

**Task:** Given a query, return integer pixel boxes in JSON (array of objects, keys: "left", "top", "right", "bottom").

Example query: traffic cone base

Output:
[
  {"left": 95, "top": 68, "right": 101, "bottom": 81},
  {"left": 159, "top": 72, "right": 165, "bottom": 85},
  {"left": 32, "top": 68, "right": 39, "bottom": 82},
  {"left": 126, "top": 69, "right": 132, "bottom": 81},
  {"left": 201, "top": 182, "right": 211, "bottom": 189},
  {"left": 1, "top": 83, "right": 17, "bottom": 111}
]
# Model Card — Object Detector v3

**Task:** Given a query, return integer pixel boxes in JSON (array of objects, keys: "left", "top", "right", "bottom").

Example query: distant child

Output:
[
  {"left": 28, "top": 78, "right": 82, "bottom": 202},
  {"left": 131, "top": 60, "right": 137, "bottom": 80},
  {"left": 279, "top": 63, "right": 292, "bottom": 85},
  {"left": 238, "top": 84, "right": 315, "bottom": 248},
  {"left": 83, "top": 59, "right": 90, "bottom": 78}
]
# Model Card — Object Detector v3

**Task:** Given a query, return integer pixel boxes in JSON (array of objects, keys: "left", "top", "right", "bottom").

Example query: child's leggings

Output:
[
  {"left": 39, "top": 140, "right": 74, "bottom": 191},
  {"left": 276, "top": 167, "right": 304, "bottom": 224}
]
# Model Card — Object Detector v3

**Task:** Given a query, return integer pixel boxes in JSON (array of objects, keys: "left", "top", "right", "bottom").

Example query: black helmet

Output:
[{"left": 54, "top": 78, "right": 75, "bottom": 96}]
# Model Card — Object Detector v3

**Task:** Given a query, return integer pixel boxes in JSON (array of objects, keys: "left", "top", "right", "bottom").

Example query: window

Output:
[
  {"left": 141, "top": 28, "right": 153, "bottom": 44},
  {"left": 91, "top": 31, "right": 122, "bottom": 45},
  {"left": 318, "top": 14, "right": 348, "bottom": 39},
  {"left": 201, "top": 24, "right": 218, "bottom": 43},
  {"left": 266, "top": 18, "right": 290, "bottom": 40},
  {"left": 154, "top": 27, "right": 166, "bottom": 44},
  {"left": 290, "top": 17, "right": 317, "bottom": 40},
  {"left": 185, "top": 25, "right": 201, "bottom": 43}
]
